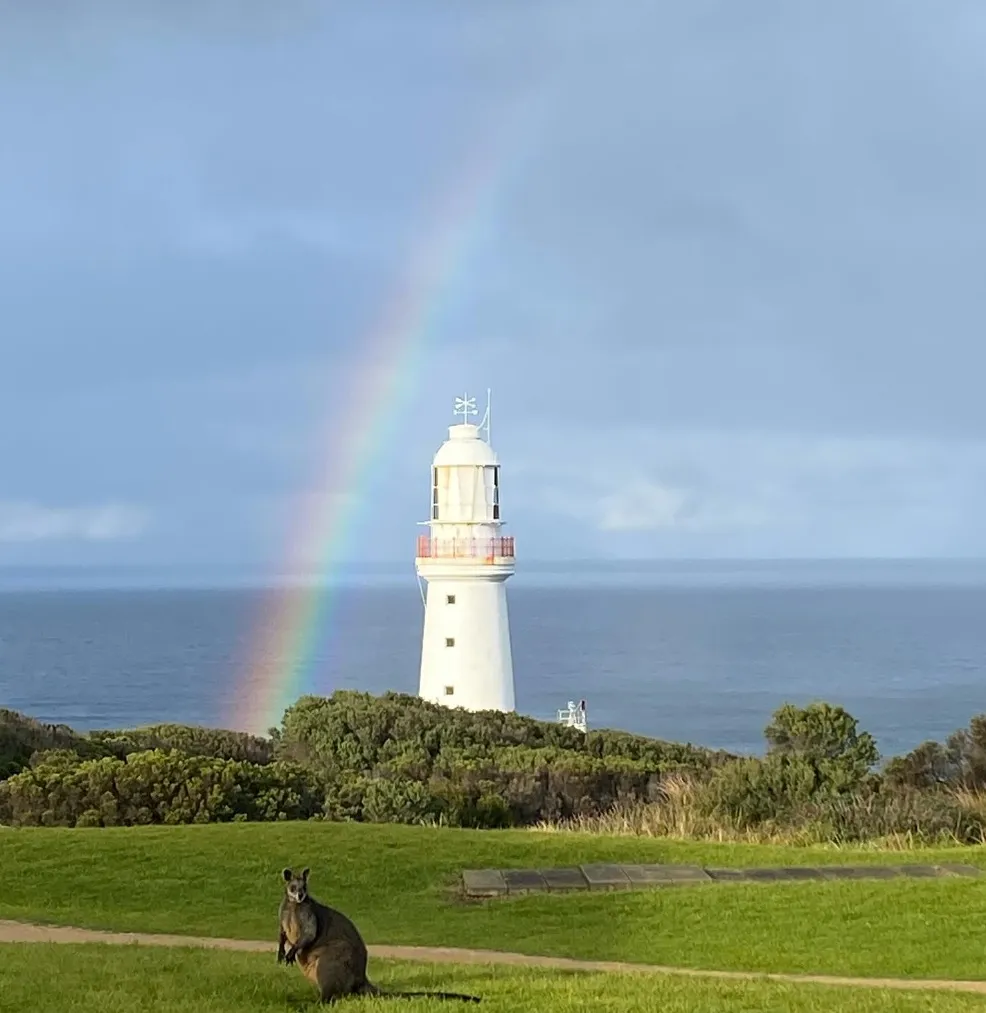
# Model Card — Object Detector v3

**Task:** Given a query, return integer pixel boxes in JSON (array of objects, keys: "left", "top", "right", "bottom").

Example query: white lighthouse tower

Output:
[{"left": 416, "top": 392, "right": 515, "bottom": 712}]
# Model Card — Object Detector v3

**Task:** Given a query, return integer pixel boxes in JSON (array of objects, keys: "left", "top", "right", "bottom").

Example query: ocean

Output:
[{"left": 1, "top": 559, "right": 986, "bottom": 759}]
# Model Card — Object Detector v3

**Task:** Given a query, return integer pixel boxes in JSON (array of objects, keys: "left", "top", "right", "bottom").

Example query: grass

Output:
[
  {"left": 3, "top": 822, "right": 986, "bottom": 981},
  {"left": 2, "top": 943, "right": 985, "bottom": 1013}
]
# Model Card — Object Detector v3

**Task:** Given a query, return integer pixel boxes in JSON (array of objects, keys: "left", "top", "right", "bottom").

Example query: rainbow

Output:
[{"left": 228, "top": 97, "right": 542, "bottom": 735}]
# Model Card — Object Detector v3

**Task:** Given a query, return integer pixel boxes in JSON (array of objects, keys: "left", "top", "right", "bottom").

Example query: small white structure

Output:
[
  {"left": 557, "top": 699, "right": 588, "bottom": 733},
  {"left": 416, "top": 392, "right": 516, "bottom": 712}
]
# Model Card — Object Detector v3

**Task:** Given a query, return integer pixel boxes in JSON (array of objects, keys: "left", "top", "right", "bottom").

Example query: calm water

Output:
[{"left": 2, "top": 560, "right": 986, "bottom": 758}]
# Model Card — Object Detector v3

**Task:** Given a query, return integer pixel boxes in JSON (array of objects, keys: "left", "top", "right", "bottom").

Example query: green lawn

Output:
[
  {"left": 3, "top": 822, "right": 986, "bottom": 981},
  {"left": 1, "top": 943, "right": 984, "bottom": 1013}
]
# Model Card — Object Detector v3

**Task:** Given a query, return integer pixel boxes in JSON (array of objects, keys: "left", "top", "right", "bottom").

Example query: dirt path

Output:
[{"left": 2, "top": 918, "right": 985, "bottom": 995}]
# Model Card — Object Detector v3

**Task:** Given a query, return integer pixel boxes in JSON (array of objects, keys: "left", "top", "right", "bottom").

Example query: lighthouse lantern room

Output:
[{"left": 416, "top": 392, "right": 516, "bottom": 712}]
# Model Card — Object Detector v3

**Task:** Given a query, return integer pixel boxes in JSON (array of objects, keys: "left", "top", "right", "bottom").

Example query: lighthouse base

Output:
[{"left": 417, "top": 574, "right": 515, "bottom": 712}]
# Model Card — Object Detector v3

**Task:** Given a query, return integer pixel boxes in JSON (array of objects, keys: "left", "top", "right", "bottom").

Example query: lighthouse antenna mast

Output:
[{"left": 478, "top": 388, "right": 492, "bottom": 444}]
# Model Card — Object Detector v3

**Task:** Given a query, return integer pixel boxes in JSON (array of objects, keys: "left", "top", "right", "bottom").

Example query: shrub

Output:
[
  {"left": 0, "top": 709, "right": 99, "bottom": 779},
  {"left": 276, "top": 691, "right": 723, "bottom": 774},
  {"left": 1, "top": 709, "right": 275, "bottom": 783},
  {"left": 884, "top": 740, "right": 960, "bottom": 790},
  {"left": 697, "top": 754, "right": 819, "bottom": 829},
  {"left": 883, "top": 715, "right": 986, "bottom": 791},
  {"left": 0, "top": 749, "right": 321, "bottom": 827},
  {"left": 690, "top": 703, "right": 881, "bottom": 831},
  {"left": 765, "top": 701, "right": 879, "bottom": 779},
  {"left": 87, "top": 724, "right": 274, "bottom": 765},
  {"left": 266, "top": 690, "right": 730, "bottom": 827}
]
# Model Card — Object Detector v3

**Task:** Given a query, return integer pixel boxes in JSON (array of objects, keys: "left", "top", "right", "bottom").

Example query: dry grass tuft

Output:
[
  {"left": 951, "top": 786, "right": 986, "bottom": 820},
  {"left": 530, "top": 772, "right": 782, "bottom": 844},
  {"left": 529, "top": 772, "right": 984, "bottom": 850}
]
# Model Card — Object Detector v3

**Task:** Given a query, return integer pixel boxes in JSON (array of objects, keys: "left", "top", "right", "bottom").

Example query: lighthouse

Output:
[{"left": 415, "top": 392, "right": 516, "bottom": 712}]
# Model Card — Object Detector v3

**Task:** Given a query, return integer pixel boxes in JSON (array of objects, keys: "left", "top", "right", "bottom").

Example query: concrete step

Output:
[{"left": 461, "top": 861, "right": 981, "bottom": 897}]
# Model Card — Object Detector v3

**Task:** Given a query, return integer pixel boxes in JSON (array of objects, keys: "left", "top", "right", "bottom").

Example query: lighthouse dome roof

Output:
[{"left": 432, "top": 424, "right": 499, "bottom": 467}]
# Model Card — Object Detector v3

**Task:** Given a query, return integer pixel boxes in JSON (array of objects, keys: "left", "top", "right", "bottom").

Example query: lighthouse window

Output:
[
  {"left": 492, "top": 467, "right": 500, "bottom": 520},
  {"left": 446, "top": 594, "right": 456, "bottom": 605},
  {"left": 445, "top": 637, "right": 455, "bottom": 647},
  {"left": 431, "top": 468, "right": 439, "bottom": 520},
  {"left": 444, "top": 685, "right": 454, "bottom": 696}
]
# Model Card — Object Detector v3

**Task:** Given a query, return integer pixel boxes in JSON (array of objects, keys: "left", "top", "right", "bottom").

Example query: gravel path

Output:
[{"left": 1, "top": 919, "right": 984, "bottom": 995}]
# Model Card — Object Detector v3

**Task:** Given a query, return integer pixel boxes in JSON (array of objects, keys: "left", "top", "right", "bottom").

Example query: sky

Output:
[{"left": 3, "top": 0, "right": 986, "bottom": 572}]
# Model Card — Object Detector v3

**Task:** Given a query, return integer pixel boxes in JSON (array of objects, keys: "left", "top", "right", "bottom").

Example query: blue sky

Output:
[{"left": 3, "top": 1, "right": 986, "bottom": 571}]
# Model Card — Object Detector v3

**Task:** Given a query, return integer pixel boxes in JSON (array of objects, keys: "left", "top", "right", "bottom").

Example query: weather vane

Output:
[{"left": 454, "top": 394, "right": 478, "bottom": 425}]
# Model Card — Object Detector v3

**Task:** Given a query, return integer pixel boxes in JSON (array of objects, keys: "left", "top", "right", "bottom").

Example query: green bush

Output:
[
  {"left": 0, "top": 749, "right": 321, "bottom": 827},
  {"left": 883, "top": 740, "right": 960, "bottom": 790},
  {"left": 1, "top": 709, "right": 275, "bottom": 783},
  {"left": 275, "top": 691, "right": 722, "bottom": 774},
  {"left": 583, "top": 727, "right": 734, "bottom": 770},
  {"left": 264, "top": 690, "right": 730, "bottom": 827},
  {"left": 695, "top": 702, "right": 882, "bottom": 831},
  {"left": 271, "top": 689, "right": 723, "bottom": 824},
  {"left": 0, "top": 709, "right": 101, "bottom": 779},
  {"left": 885, "top": 714, "right": 986, "bottom": 792},
  {"left": 765, "top": 701, "right": 879, "bottom": 781},
  {"left": 87, "top": 724, "right": 274, "bottom": 765}
]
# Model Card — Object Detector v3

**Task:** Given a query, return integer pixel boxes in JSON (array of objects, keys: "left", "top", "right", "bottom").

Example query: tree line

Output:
[{"left": 1, "top": 691, "right": 985, "bottom": 843}]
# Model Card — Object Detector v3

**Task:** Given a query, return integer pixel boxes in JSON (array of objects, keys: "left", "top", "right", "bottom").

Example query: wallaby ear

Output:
[
  {"left": 301, "top": 867, "right": 310, "bottom": 881},
  {"left": 282, "top": 868, "right": 292, "bottom": 882}
]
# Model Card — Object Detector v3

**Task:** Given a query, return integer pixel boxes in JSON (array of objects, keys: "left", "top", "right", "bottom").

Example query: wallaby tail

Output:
[
  {"left": 363, "top": 981, "right": 481, "bottom": 1003},
  {"left": 387, "top": 991, "right": 481, "bottom": 1003}
]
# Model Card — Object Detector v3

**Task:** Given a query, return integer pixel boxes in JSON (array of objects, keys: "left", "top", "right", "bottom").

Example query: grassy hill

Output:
[{"left": 2, "top": 821, "right": 986, "bottom": 982}]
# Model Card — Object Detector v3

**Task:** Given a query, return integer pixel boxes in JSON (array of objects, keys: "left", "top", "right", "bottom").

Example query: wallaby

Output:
[{"left": 278, "top": 867, "right": 481, "bottom": 1004}]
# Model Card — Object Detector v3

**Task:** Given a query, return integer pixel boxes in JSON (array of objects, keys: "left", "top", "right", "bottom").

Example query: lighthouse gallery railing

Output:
[{"left": 416, "top": 535, "right": 515, "bottom": 560}]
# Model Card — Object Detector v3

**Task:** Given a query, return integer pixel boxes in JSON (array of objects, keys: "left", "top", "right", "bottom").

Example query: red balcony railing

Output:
[{"left": 416, "top": 535, "right": 515, "bottom": 561}]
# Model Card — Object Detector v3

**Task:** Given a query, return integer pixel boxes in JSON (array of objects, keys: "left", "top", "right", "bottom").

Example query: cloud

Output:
[
  {"left": 511, "top": 428, "right": 986, "bottom": 557},
  {"left": 0, "top": 502, "right": 149, "bottom": 543},
  {"left": 596, "top": 481, "right": 689, "bottom": 532},
  {"left": 594, "top": 479, "right": 774, "bottom": 535}
]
